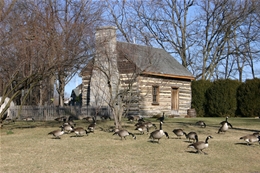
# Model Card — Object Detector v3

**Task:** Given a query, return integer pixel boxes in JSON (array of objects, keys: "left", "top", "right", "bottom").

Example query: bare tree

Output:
[
  {"left": 90, "top": 27, "right": 160, "bottom": 129},
  {"left": 192, "top": 0, "right": 256, "bottom": 80},
  {"left": 104, "top": 0, "right": 259, "bottom": 81},
  {"left": 0, "top": 0, "right": 103, "bottom": 120},
  {"left": 43, "top": 0, "right": 103, "bottom": 106},
  {"left": 105, "top": 0, "right": 196, "bottom": 68}
]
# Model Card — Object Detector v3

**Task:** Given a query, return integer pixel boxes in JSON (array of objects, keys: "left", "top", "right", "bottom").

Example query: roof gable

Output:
[{"left": 117, "top": 42, "right": 194, "bottom": 80}]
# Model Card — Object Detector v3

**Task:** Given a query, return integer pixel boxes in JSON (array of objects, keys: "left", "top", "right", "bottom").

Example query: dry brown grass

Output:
[{"left": 1, "top": 117, "right": 260, "bottom": 173}]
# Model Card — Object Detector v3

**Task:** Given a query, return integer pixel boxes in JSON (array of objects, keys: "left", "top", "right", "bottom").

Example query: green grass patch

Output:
[
  {"left": 0, "top": 117, "right": 259, "bottom": 173},
  {"left": 6, "top": 130, "right": 14, "bottom": 135}
]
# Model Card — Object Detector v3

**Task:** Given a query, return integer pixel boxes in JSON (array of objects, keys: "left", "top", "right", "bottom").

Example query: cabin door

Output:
[{"left": 171, "top": 87, "right": 179, "bottom": 111}]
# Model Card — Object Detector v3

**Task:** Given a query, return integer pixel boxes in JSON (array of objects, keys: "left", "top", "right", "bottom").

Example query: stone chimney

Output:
[
  {"left": 95, "top": 26, "right": 117, "bottom": 58},
  {"left": 88, "top": 26, "right": 118, "bottom": 107}
]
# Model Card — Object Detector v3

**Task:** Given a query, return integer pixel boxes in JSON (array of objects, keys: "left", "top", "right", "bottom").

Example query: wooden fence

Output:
[{"left": 9, "top": 105, "right": 112, "bottom": 121}]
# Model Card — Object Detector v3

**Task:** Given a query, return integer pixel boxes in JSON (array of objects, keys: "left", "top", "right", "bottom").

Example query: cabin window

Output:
[{"left": 152, "top": 86, "right": 159, "bottom": 105}]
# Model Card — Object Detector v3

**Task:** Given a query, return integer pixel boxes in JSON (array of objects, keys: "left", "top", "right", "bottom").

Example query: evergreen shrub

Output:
[
  {"left": 205, "top": 79, "right": 241, "bottom": 117},
  {"left": 237, "top": 78, "right": 260, "bottom": 117},
  {"left": 191, "top": 80, "right": 212, "bottom": 117}
]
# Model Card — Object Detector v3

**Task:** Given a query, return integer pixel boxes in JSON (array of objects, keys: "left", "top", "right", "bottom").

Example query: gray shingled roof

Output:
[{"left": 117, "top": 42, "right": 194, "bottom": 79}]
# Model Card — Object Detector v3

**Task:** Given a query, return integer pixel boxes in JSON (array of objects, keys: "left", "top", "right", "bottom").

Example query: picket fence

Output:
[{"left": 9, "top": 105, "right": 112, "bottom": 121}]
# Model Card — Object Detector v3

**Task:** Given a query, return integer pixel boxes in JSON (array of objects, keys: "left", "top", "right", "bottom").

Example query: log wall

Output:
[{"left": 136, "top": 75, "right": 192, "bottom": 117}]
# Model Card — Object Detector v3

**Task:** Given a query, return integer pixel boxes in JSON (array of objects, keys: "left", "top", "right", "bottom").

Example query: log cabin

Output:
[{"left": 80, "top": 26, "right": 194, "bottom": 118}]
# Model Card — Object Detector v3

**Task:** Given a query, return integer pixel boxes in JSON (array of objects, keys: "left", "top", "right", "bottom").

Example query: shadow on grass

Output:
[
  {"left": 49, "top": 137, "right": 62, "bottom": 139},
  {"left": 147, "top": 140, "right": 160, "bottom": 144},
  {"left": 185, "top": 150, "right": 209, "bottom": 155},
  {"left": 235, "top": 142, "right": 249, "bottom": 146},
  {"left": 70, "top": 135, "right": 85, "bottom": 138},
  {"left": 185, "top": 150, "right": 198, "bottom": 154},
  {"left": 234, "top": 142, "right": 260, "bottom": 146},
  {"left": 16, "top": 126, "right": 37, "bottom": 129}
]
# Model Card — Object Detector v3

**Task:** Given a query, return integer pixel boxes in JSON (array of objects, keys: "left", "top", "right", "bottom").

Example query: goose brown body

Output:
[
  {"left": 62, "top": 124, "right": 74, "bottom": 133},
  {"left": 135, "top": 124, "right": 148, "bottom": 134},
  {"left": 185, "top": 132, "right": 198, "bottom": 143},
  {"left": 143, "top": 122, "right": 157, "bottom": 129},
  {"left": 73, "top": 127, "right": 88, "bottom": 136},
  {"left": 195, "top": 121, "right": 206, "bottom": 128},
  {"left": 240, "top": 133, "right": 260, "bottom": 145},
  {"left": 88, "top": 117, "right": 96, "bottom": 133},
  {"left": 188, "top": 136, "right": 213, "bottom": 154},
  {"left": 149, "top": 121, "right": 169, "bottom": 143},
  {"left": 172, "top": 129, "right": 186, "bottom": 139},
  {"left": 113, "top": 130, "right": 136, "bottom": 140},
  {"left": 48, "top": 128, "right": 64, "bottom": 139},
  {"left": 218, "top": 117, "right": 233, "bottom": 133}
]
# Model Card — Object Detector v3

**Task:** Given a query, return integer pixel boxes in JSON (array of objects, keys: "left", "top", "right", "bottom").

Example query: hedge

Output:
[{"left": 237, "top": 78, "right": 260, "bottom": 117}]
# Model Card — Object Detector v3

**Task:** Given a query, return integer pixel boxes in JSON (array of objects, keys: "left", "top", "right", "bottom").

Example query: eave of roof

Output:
[{"left": 141, "top": 71, "right": 195, "bottom": 80}]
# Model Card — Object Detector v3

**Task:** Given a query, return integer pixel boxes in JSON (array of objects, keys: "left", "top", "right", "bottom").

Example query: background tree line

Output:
[
  {"left": 0, "top": 0, "right": 102, "bottom": 110},
  {"left": 1, "top": 0, "right": 260, "bottom": 119},
  {"left": 105, "top": 0, "right": 260, "bottom": 81},
  {"left": 191, "top": 78, "right": 260, "bottom": 117}
]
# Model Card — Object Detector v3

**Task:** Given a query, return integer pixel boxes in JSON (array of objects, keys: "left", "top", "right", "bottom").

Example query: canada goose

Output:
[
  {"left": 127, "top": 116, "right": 134, "bottom": 121},
  {"left": 100, "top": 114, "right": 112, "bottom": 120},
  {"left": 82, "top": 116, "right": 93, "bottom": 122},
  {"left": 188, "top": 136, "right": 213, "bottom": 154},
  {"left": 0, "top": 112, "right": 8, "bottom": 128},
  {"left": 195, "top": 121, "right": 206, "bottom": 128},
  {"left": 143, "top": 122, "right": 157, "bottom": 130},
  {"left": 5, "top": 117, "right": 16, "bottom": 124},
  {"left": 239, "top": 133, "right": 260, "bottom": 146},
  {"left": 185, "top": 132, "right": 198, "bottom": 143},
  {"left": 134, "top": 122, "right": 143, "bottom": 127},
  {"left": 1, "top": 112, "right": 8, "bottom": 122},
  {"left": 48, "top": 127, "right": 65, "bottom": 139},
  {"left": 157, "top": 112, "right": 165, "bottom": 122},
  {"left": 54, "top": 116, "right": 67, "bottom": 122},
  {"left": 73, "top": 127, "right": 89, "bottom": 137},
  {"left": 135, "top": 121, "right": 157, "bottom": 128},
  {"left": 139, "top": 117, "right": 145, "bottom": 122},
  {"left": 252, "top": 132, "right": 259, "bottom": 136},
  {"left": 23, "top": 117, "right": 35, "bottom": 122},
  {"left": 172, "top": 129, "right": 186, "bottom": 139},
  {"left": 113, "top": 129, "right": 136, "bottom": 140},
  {"left": 220, "top": 117, "right": 232, "bottom": 126},
  {"left": 218, "top": 117, "right": 233, "bottom": 134},
  {"left": 61, "top": 124, "right": 74, "bottom": 133},
  {"left": 128, "top": 115, "right": 141, "bottom": 121},
  {"left": 149, "top": 121, "right": 169, "bottom": 143},
  {"left": 135, "top": 124, "right": 149, "bottom": 135},
  {"left": 67, "top": 120, "right": 76, "bottom": 127},
  {"left": 87, "top": 117, "right": 96, "bottom": 133}
]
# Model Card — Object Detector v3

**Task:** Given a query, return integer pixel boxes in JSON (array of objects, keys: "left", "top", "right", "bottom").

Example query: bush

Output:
[
  {"left": 191, "top": 80, "right": 212, "bottom": 117},
  {"left": 205, "top": 79, "right": 241, "bottom": 117},
  {"left": 237, "top": 78, "right": 260, "bottom": 117}
]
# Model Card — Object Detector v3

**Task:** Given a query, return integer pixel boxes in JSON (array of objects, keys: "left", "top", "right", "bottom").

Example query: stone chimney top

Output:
[
  {"left": 95, "top": 26, "right": 117, "bottom": 44},
  {"left": 95, "top": 26, "right": 117, "bottom": 59}
]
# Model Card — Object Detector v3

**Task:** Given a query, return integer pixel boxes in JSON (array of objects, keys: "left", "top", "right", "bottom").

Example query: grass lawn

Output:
[{"left": 0, "top": 117, "right": 260, "bottom": 173}]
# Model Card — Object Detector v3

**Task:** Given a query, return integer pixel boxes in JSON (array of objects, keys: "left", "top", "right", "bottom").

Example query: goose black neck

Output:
[
  {"left": 205, "top": 137, "right": 210, "bottom": 143},
  {"left": 195, "top": 134, "right": 199, "bottom": 142},
  {"left": 159, "top": 122, "right": 162, "bottom": 130}
]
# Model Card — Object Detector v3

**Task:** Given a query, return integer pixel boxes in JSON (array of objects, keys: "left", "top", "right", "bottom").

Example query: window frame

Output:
[{"left": 152, "top": 85, "right": 159, "bottom": 105}]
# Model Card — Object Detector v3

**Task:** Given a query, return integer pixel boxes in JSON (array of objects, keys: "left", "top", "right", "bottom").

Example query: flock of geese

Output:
[{"left": 48, "top": 114, "right": 260, "bottom": 155}]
